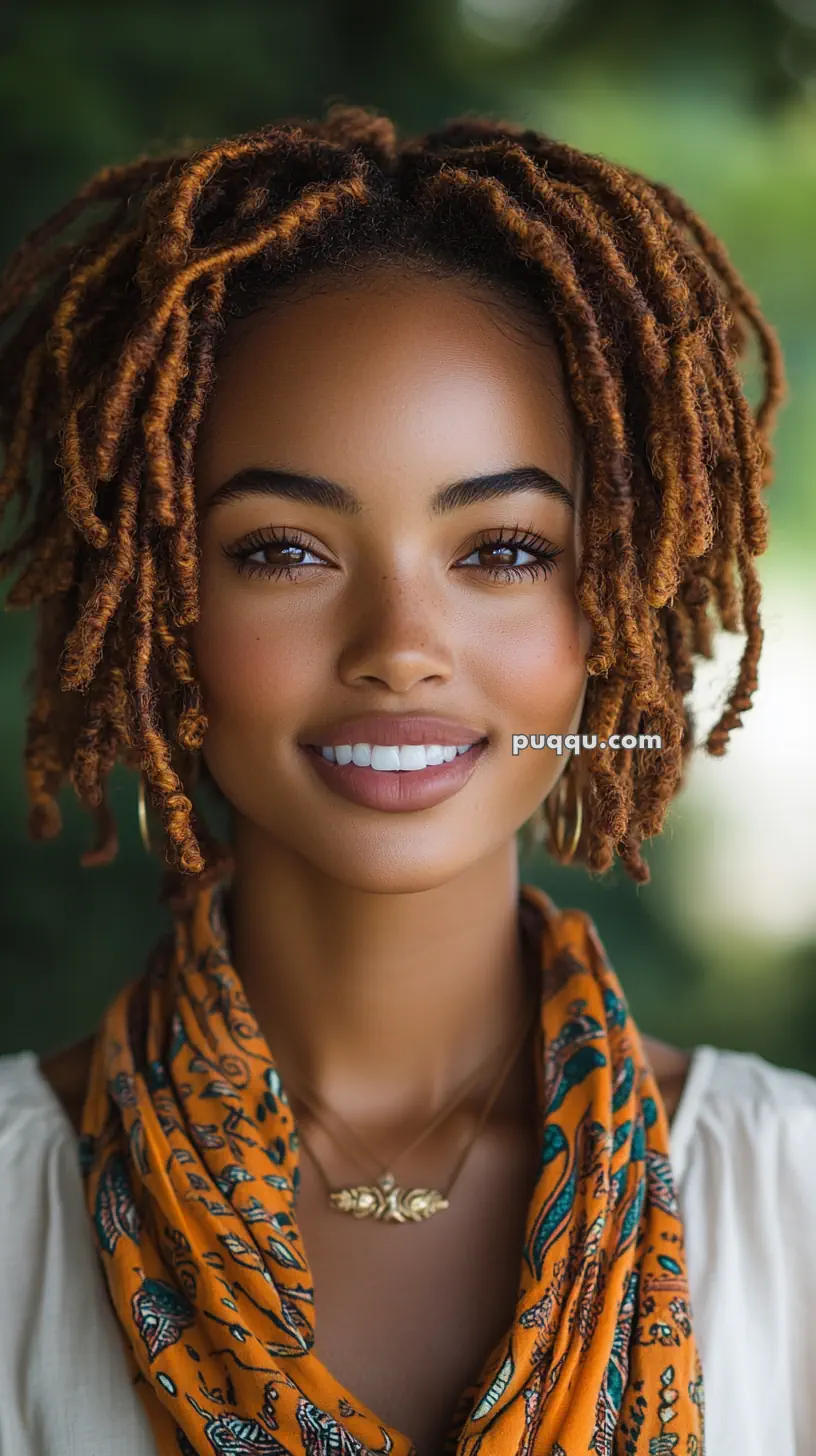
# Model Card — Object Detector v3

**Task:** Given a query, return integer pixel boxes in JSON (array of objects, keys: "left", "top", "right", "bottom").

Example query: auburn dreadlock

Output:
[{"left": 0, "top": 102, "right": 786, "bottom": 908}]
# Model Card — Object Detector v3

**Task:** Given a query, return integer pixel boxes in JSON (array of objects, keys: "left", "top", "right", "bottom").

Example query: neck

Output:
[{"left": 223, "top": 821, "right": 538, "bottom": 1131}]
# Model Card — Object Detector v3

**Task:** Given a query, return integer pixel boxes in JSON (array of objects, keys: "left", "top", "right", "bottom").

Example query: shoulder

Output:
[
  {"left": 0, "top": 1050, "right": 89, "bottom": 1374},
  {"left": 671, "top": 1040, "right": 816, "bottom": 1203},
  {"left": 0, "top": 1046, "right": 94, "bottom": 1283},
  {"left": 0, "top": 1048, "right": 84, "bottom": 1234},
  {"left": 641, "top": 1034, "right": 693, "bottom": 1124},
  {"left": 0, "top": 1048, "right": 77, "bottom": 1152},
  {"left": 707, "top": 1041, "right": 816, "bottom": 1110},
  {"left": 0, "top": 1050, "right": 155, "bottom": 1453},
  {"left": 37, "top": 1033, "right": 96, "bottom": 1136},
  {"left": 530, "top": 888, "right": 816, "bottom": 1152},
  {"left": 672, "top": 1046, "right": 816, "bottom": 1446},
  {"left": 681, "top": 1041, "right": 816, "bottom": 1135}
]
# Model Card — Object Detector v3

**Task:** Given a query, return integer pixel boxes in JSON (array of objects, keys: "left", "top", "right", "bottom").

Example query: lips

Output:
[
  {"left": 299, "top": 736, "right": 489, "bottom": 813},
  {"left": 301, "top": 715, "right": 488, "bottom": 749}
]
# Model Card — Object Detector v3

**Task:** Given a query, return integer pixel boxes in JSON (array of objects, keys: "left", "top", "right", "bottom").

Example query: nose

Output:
[{"left": 335, "top": 568, "right": 455, "bottom": 693}]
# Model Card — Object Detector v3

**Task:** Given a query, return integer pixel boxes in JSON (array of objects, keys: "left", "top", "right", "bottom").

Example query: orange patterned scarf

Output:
[{"left": 80, "top": 876, "right": 705, "bottom": 1454}]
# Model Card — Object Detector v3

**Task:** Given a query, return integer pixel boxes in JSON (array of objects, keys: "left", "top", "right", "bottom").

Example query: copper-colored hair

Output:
[{"left": 0, "top": 103, "right": 786, "bottom": 906}]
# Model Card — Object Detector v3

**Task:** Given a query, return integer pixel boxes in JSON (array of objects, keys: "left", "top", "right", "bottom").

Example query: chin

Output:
[{"left": 285, "top": 821, "right": 504, "bottom": 895}]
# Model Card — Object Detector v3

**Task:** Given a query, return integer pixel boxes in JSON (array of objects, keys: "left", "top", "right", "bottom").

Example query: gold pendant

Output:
[{"left": 328, "top": 1171, "right": 450, "bottom": 1223}]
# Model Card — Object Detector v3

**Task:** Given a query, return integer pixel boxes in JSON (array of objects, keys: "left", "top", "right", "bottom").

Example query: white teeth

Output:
[
  {"left": 390, "top": 745, "right": 425, "bottom": 772},
  {"left": 316, "top": 742, "right": 478, "bottom": 771},
  {"left": 371, "top": 745, "right": 402, "bottom": 771}
]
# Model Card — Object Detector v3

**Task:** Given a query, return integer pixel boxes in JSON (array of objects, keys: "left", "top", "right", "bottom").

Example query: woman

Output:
[{"left": 0, "top": 102, "right": 814, "bottom": 1456}]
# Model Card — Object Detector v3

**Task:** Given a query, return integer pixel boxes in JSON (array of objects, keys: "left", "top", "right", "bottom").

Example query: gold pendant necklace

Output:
[
  {"left": 289, "top": 986, "right": 538, "bottom": 1223},
  {"left": 328, "top": 1171, "right": 451, "bottom": 1223}
]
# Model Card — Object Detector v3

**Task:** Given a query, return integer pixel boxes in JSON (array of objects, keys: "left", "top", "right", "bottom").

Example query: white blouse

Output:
[{"left": 1, "top": 1043, "right": 815, "bottom": 1455}]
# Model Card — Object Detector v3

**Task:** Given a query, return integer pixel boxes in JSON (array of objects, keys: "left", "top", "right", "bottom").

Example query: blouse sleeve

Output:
[
  {"left": 0, "top": 1052, "right": 154, "bottom": 1456},
  {"left": 670, "top": 1044, "right": 816, "bottom": 1455}
]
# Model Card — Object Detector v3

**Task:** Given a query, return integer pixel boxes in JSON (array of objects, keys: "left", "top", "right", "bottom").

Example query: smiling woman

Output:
[
  {"left": 189, "top": 262, "right": 592, "bottom": 887},
  {"left": 0, "top": 102, "right": 815, "bottom": 1456}
]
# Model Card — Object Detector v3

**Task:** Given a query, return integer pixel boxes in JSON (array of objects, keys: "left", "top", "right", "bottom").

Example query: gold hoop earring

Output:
[
  {"left": 137, "top": 774, "right": 153, "bottom": 855},
  {"left": 522, "top": 771, "right": 584, "bottom": 861},
  {"left": 552, "top": 771, "right": 583, "bottom": 863}
]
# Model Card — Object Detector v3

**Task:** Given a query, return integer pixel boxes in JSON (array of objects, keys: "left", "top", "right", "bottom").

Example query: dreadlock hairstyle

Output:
[{"left": 0, "top": 102, "right": 786, "bottom": 910}]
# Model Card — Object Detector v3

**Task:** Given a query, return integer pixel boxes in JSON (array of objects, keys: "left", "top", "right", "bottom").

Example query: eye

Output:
[
  {"left": 222, "top": 526, "right": 327, "bottom": 581},
  {"left": 457, "top": 526, "right": 563, "bottom": 583}
]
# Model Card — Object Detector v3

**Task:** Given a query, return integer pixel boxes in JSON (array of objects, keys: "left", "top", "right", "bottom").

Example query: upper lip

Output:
[{"left": 301, "top": 715, "right": 489, "bottom": 748}]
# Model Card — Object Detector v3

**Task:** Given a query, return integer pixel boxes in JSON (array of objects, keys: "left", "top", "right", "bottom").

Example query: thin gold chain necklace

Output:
[{"left": 286, "top": 987, "right": 539, "bottom": 1224}]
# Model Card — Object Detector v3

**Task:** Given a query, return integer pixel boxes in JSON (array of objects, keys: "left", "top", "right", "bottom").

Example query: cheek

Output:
[
  {"left": 190, "top": 589, "right": 325, "bottom": 731},
  {"left": 479, "top": 587, "right": 590, "bottom": 740}
]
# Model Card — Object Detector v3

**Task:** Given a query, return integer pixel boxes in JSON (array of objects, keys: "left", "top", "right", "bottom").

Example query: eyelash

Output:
[{"left": 223, "top": 524, "right": 563, "bottom": 584}]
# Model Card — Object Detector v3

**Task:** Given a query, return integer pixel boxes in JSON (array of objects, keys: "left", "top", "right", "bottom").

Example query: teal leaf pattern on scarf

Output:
[
  {"left": 132, "top": 1277, "right": 195, "bottom": 1363},
  {"left": 94, "top": 1149, "right": 140, "bottom": 1253}
]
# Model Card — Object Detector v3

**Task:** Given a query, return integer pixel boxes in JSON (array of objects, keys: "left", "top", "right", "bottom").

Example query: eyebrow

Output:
[{"left": 201, "top": 463, "right": 575, "bottom": 519}]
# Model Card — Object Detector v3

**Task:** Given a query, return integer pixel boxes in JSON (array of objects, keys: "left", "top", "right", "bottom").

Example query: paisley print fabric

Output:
[{"left": 79, "top": 874, "right": 705, "bottom": 1454}]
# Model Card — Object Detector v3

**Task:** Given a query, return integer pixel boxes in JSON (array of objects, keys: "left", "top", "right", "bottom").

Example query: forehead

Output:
[{"left": 195, "top": 270, "right": 580, "bottom": 501}]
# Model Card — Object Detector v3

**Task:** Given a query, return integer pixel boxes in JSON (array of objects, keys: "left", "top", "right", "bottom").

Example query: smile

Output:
[
  {"left": 312, "top": 742, "right": 479, "bottom": 770},
  {"left": 299, "top": 738, "right": 489, "bottom": 812}
]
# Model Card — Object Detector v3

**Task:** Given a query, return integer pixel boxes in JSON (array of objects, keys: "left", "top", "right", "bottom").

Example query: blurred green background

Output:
[{"left": 1, "top": 0, "right": 814, "bottom": 1068}]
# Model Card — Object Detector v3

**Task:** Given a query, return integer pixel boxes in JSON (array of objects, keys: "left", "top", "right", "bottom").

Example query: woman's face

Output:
[{"left": 192, "top": 266, "right": 592, "bottom": 892}]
